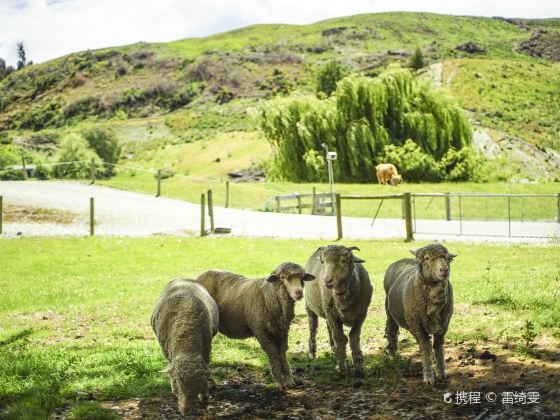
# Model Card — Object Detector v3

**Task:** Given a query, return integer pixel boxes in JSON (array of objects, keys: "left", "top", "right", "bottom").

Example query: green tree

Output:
[
  {"left": 261, "top": 68, "right": 473, "bottom": 182},
  {"left": 53, "top": 133, "right": 102, "bottom": 179},
  {"left": 408, "top": 47, "right": 425, "bottom": 70},
  {"left": 316, "top": 61, "right": 349, "bottom": 97},
  {"left": 81, "top": 127, "right": 121, "bottom": 175},
  {"left": 16, "top": 42, "right": 27, "bottom": 70}
]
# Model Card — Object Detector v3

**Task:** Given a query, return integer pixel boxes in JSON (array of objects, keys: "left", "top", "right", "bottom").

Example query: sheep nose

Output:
[
  {"left": 295, "top": 289, "right": 303, "bottom": 299},
  {"left": 439, "top": 268, "right": 449, "bottom": 276}
]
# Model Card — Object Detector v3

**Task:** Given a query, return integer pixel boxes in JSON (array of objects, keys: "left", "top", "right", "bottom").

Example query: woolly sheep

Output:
[
  {"left": 305, "top": 245, "right": 372, "bottom": 374},
  {"left": 195, "top": 262, "right": 315, "bottom": 390},
  {"left": 383, "top": 243, "right": 456, "bottom": 385},
  {"left": 151, "top": 279, "right": 219, "bottom": 414}
]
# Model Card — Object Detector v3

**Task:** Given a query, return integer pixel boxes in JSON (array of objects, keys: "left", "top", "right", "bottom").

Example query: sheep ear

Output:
[
  {"left": 448, "top": 253, "right": 457, "bottom": 261},
  {"left": 409, "top": 249, "right": 418, "bottom": 256},
  {"left": 315, "top": 246, "right": 325, "bottom": 260},
  {"left": 347, "top": 246, "right": 361, "bottom": 252},
  {"left": 303, "top": 273, "right": 316, "bottom": 282},
  {"left": 353, "top": 256, "right": 365, "bottom": 264},
  {"left": 266, "top": 274, "right": 279, "bottom": 283}
]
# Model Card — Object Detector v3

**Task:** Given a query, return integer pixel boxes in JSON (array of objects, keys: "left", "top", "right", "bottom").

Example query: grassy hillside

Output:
[{"left": 1, "top": 12, "right": 559, "bottom": 184}]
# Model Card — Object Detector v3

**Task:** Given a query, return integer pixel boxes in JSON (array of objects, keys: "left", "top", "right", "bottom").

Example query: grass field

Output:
[{"left": 1, "top": 237, "right": 559, "bottom": 418}]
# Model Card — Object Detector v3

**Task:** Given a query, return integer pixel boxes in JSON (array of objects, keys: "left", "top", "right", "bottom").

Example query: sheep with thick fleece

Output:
[
  {"left": 383, "top": 243, "right": 456, "bottom": 385},
  {"left": 305, "top": 245, "right": 372, "bottom": 374},
  {"left": 195, "top": 262, "right": 315, "bottom": 390},
  {"left": 151, "top": 279, "right": 219, "bottom": 414}
]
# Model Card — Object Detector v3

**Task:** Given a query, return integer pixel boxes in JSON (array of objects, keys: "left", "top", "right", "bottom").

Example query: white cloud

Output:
[{"left": 1, "top": 0, "right": 559, "bottom": 65}]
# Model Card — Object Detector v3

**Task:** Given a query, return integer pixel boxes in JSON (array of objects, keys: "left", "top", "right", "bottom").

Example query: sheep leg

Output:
[
  {"left": 278, "top": 335, "right": 295, "bottom": 388},
  {"left": 326, "top": 315, "right": 348, "bottom": 373},
  {"left": 307, "top": 307, "right": 318, "bottom": 358},
  {"left": 349, "top": 323, "right": 364, "bottom": 374},
  {"left": 326, "top": 323, "right": 335, "bottom": 351},
  {"left": 433, "top": 333, "right": 446, "bottom": 381},
  {"left": 256, "top": 333, "right": 288, "bottom": 390},
  {"left": 411, "top": 328, "right": 435, "bottom": 385},
  {"left": 384, "top": 297, "right": 399, "bottom": 357}
]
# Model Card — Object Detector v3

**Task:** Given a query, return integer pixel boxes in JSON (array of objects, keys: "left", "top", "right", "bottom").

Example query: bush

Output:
[
  {"left": 377, "top": 140, "right": 442, "bottom": 182},
  {"left": 408, "top": 47, "right": 425, "bottom": 70},
  {"left": 81, "top": 127, "right": 121, "bottom": 175},
  {"left": 316, "top": 61, "right": 350, "bottom": 97},
  {"left": 439, "top": 147, "right": 482, "bottom": 181},
  {"left": 53, "top": 133, "right": 102, "bottom": 179}
]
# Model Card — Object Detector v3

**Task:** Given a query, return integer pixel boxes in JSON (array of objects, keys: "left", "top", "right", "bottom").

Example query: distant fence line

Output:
[{"left": 273, "top": 191, "right": 560, "bottom": 241}]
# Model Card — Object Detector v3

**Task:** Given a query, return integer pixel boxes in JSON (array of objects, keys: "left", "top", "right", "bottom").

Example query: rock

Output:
[{"left": 455, "top": 42, "right": 486, "bottom": 54}]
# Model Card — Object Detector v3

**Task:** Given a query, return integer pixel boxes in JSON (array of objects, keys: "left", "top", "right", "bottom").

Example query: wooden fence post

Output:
[
  {"left": 312, "top": 187, "right": 317, "bottom": 215},
  {"left": 297, "top": 194, "right": 302, "bottom": 214},
  {"left": 156, "top": 169, "right": 161, "bottom": 197},
  {"left": 207, "top": 189, "right": 214, "bottom": 232},
  {"left": 89, "top": 197, "right": 94, "bottom": 236},
  {"left": 0, "top": 196, "right": 3, "bottom": 235},
  {"left": 276, "top": 196, "right": 280, "bottom": 213},
  {"left": 21, "top": 156, "right": 28, "bottom": 180},
  {"left": 336, "top": 194, "right": 342, "bottom": 240},
  {"left": 445, "top": 193, "right": 451, "bottom": 221},
  {"left": 225, "top": 181, "right": 230, "bottom": 208},
  {"left": 403, "top": 192, "right": 414, "bottom": 242},
  {"left": 90, "top": 158, "right": 96, "bottom": 185},
  {"left": 200, "top": 193, "right": 206, "bottom": 237}
]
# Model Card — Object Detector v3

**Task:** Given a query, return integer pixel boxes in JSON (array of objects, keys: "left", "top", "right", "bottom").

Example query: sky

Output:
[{"left": 1, "top": 0, "right": 559, "bottom": 65}]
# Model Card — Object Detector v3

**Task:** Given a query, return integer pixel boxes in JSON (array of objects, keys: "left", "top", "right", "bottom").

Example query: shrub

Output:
[
  {"left": 408, "top": 47, "right": 425, "bottom": 70},
  {"left": 81, "top": 127, "right": 121, "bottom": 175},
  {"left": 53, "top": 133, "right": 102, "bottom": 179},
  {"left": 439, "top": 147, "right": 482, "bottom": 181},
  {"left": 316, "top": 61, "right": 350, "bottom": 96},
  {"left": 377, "top": 140, "right": 443, "bottom": 182}
]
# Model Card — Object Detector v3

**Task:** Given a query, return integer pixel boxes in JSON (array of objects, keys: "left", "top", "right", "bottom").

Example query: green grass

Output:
[
  {"left": 99, "top": 171, "right": 560, "bottom": 221},
  {"left": 1, "top": 237, "right": 558, "bottom": 417},
  {"left": 443, "top": 58, "right": 560, "bottom": 150}
]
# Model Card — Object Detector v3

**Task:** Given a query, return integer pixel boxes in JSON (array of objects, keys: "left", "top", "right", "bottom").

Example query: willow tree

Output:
[{"left": 260, "top": 68, "right": 472, "bottom": 182}]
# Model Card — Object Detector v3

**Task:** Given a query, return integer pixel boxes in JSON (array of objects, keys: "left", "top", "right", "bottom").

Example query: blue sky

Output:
[{"left": 1, "top": 0, "right": 559, "bottom": 65}]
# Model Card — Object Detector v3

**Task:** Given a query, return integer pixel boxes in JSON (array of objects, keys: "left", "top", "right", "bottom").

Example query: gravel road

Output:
[{"left": 1, "top": 181, "right": 558, "bottom": 244}]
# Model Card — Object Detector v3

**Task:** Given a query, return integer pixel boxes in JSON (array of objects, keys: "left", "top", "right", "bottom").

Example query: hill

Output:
[{"left": 1, "top": 12, "right": 559, "bottom": 181}]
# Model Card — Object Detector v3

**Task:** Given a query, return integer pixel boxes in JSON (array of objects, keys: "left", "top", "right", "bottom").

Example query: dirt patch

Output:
[
  {"left": 3, "top": 205, "right": 79, "bottom": 224},
  {"left": 228, "top": 168, "right": 266, "bottom": 183},
  {"left": 104, "top": 341, "right": 560, "bottom": 419}
]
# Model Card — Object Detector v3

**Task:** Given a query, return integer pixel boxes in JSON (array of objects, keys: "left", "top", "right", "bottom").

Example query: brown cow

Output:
[{"left": 376, "top": 163, "right": 402, "bottom": 185}]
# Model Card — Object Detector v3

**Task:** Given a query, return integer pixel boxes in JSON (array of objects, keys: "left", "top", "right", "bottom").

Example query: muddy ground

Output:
[{"left": 102, "top": 340, "right": 560, "bottom": 419}]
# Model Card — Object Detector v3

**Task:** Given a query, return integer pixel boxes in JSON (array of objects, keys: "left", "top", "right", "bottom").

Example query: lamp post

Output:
[{"left": 322, "top": 143, "right": 337, "bottom": 215}]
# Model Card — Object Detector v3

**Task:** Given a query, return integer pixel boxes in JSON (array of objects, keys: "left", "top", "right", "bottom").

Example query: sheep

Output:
[
  {"left": 151, "top": 279, "right": 219, "bottom": 414},
  {"left": 376, "top": 163, "right": 403, "bottom": 185},
  {"left": 383, "top": 243, "right": 456, "bottom": 385},
  {"left": 195, "top": 262, "right": 315, "bottom": 390},
  {"left": 304, "top": 245, "right": 372, "bottom": 374}
]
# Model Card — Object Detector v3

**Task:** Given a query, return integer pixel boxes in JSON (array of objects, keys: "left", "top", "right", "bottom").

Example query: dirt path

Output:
[
  {"left": 1, "top": 181, "right": 558, "bottom": 243},
  {"left": 100, "top": 339, "right": 560, "bottom": 419}
]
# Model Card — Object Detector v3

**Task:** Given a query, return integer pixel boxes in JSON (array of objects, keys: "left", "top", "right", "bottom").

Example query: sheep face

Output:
[
  {"left": 266, "top": 262, "right": 315, "bottom": 301},
  {"left": 165, "top": 355, "right": 209, "bottom": 414},
  {"left": 410, "top": 243, "right": 456, "bottom": 308},
  {"left": 317, "top": 245, "right": 365, "bottom": 289},
  {"left": 390, "top": 174, "right": 402, "bottom": 185}
]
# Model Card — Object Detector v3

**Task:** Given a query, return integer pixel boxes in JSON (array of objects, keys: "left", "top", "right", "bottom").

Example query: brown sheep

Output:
[{"left": 376, "top": 163, "right": 402, "bottom": 185}]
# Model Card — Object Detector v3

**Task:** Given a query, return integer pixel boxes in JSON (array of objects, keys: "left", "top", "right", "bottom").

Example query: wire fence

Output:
[{"left": 411, "top": 193, "right": 560, "bottom": 239}]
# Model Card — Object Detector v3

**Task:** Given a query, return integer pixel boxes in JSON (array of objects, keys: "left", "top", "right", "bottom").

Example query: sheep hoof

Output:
[{"left": 423, "top": 372, "right": 435, "bottom": 385}]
